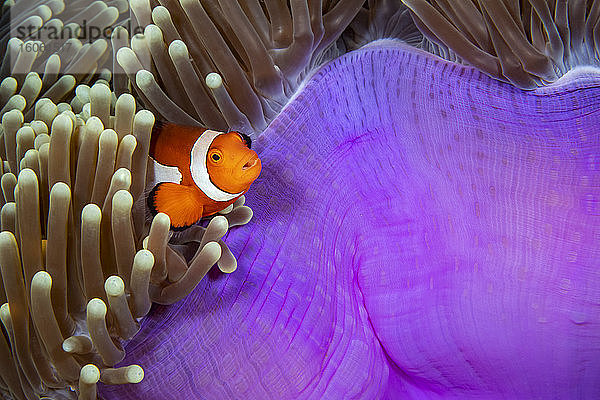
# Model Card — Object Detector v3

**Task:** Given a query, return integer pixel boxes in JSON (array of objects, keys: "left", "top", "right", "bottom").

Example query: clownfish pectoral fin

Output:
[{"left": 147, "top": 183, "right": 204, "bottom": 229}]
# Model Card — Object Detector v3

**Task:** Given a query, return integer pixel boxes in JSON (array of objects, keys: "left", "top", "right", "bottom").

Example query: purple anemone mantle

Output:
[{"left": 100, "top": 41, "right": 600, "bottom": 399}]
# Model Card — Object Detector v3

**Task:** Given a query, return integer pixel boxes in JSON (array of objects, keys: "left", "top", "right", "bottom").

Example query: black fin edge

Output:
[{"left": 147, "top": 184, "right": 160, "bottom": 216}]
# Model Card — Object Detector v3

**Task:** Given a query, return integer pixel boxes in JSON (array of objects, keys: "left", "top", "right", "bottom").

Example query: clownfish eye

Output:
[{"left": 209, "top": 151, "right": 222, "bottom": 163}]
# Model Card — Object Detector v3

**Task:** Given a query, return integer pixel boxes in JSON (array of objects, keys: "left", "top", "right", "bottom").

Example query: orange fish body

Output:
[{"left": 147, "top": 122, "right": 261, "bottom": 229}]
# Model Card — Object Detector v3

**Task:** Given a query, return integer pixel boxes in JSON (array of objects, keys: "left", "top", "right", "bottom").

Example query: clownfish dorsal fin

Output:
[
  {"left": 149, "top": 120, "right": 168, "bottom": 156},
  {"left": 152, "top": 119, "right": 168, "bottom": 135},
  {"left": 148, "top": 182, "right": 205, "bottom": 229}
]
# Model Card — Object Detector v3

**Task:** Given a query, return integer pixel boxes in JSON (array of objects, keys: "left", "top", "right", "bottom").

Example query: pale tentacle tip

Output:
[
  {"left": 63, "top": 336, "right": 93, "bottom": 354},
  {"left": 105, "top": 275, "right": 125, "bottom": 297},
  {"left": 17, "top": 167, "right": 37, "bottom": 181},
  {"left": 113, "top": 189, "right": 133, "bottom": 205},
  {"left": 80, "top": 364, "right": 100, "bottom": 384},
  {"left": 168, "top": 40, "right": 188, "bottom": 57},
  {"left": 91, "top": 81, "right": 111, "bottom": 95},
  {"left": 82, "top": 203, "right": 102, "bottom": 222},
  {"left": 154, "top": 212, "right": 171, "bottom": 226},
  {"left": 210, "top": 215, "right": 229, "bottom": 231},
  {"left": 136, "top": 69, "right": 155, "bottom": 88},
  {"left": 135, "top": 249, "right": 155, "bottom": 270},
  {"left": 0, "top": 230, "right": 16, "bottom": 242},
  {"left": 218, "top": 258, "right": 237, "bottom": 274},
  {"left": 62, "top": 340, "right": 74, "bottom": 353},
  {"left": 87, "top": 298, "right": 107, "bottom": 316},
  {"left": 205, "top": 72, "right": 223, "bottom": 89},
  {"left": 32, "top": 270, "right": 52, "bottom": 287},
  {"left": 203, "top": 241, "right": 222, "bottom": 260},
  {"left": 0, "top": 303, "right": 10, "bottom": 317},
  {"left": 113, "top": 166, "right": 132, "bottom": 182},
  {"left": 127, "top": 365, "right": 144, "bottom": 383},
  {"left": 51, "top": 181, "right": 71, "bottom": 196}
]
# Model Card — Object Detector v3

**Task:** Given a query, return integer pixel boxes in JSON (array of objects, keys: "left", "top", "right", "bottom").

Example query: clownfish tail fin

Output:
[{"left": 147, "top": 182, "right": 204, "bottom": 229}]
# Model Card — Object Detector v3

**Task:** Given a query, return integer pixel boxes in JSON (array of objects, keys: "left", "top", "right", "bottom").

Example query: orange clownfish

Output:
[{"left": 147, "top": 122, "right": 261, "bottom": 229}]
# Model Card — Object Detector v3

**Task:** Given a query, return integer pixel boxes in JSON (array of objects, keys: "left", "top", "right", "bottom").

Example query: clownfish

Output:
[{"left": 146, "top": 122, "right": 261, "bottom": 229}]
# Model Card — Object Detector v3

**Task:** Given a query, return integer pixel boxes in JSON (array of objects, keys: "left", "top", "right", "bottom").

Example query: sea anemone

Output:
[
  {"left": 103, "top": 40, "right": 600, "bottom": 399},
  {"left": 0, "top": 78, "right": 253, "bottom": 399},
  {"left": 0, "top": 0, "right": 599, "bottom": 399},
  {"left": 115, "top": 0, "right": 367, "bottom": 135},
  {"left": 401, "top": 0, "right": 600, "bottom": 88}
]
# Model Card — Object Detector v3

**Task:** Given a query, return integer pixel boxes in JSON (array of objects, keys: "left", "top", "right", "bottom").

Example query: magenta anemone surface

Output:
[{"left": 100, "top": 41, "right": 600, "bottom": 399}]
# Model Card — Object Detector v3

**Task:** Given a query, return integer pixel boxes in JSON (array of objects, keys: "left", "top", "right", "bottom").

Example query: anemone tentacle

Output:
[{"left": 402, "top": 0, "right": 600, "bottom": 88}]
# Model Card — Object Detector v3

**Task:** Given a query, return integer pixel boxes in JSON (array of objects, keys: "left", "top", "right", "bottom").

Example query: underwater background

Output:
[{"left": 0, "top": 1, "right": 598, "bottom": 399}]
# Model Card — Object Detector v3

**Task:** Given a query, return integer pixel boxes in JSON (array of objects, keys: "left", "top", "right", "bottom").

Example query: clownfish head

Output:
[{"left": 202, "top": 131, "right": 261, "bottom": 194}]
